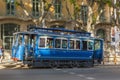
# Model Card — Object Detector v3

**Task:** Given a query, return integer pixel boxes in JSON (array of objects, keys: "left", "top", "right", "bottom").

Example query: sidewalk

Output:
[
  {"left": 2, "top": 59, "right": 14, "bottom": 64},
  {"left": 0, "top": 59, "right": 23, "bottom": 69},
  {"left": 95, "top": 61, "right": 120, "bottom": 67}
]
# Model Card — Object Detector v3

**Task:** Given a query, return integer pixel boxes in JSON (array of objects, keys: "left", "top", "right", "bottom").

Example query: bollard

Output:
[{"left": 114, "top": 54, "right": 117, "bottom": 65}]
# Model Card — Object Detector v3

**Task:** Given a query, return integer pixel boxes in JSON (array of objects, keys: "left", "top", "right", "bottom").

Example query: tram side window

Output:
[
  {"left": 88, "top": 41, "right": 93, "bottom": 50},
  {"left": 76, "top": 40, "right": 80, "bottom": 49},
  {"left": 95, "top": 40, "right": 100, "bottom": 50},
  {"left": 39, "top": 38, "right": 45, "bottom": 47},
  {"left": 70, "top": 40, "right": 74, "bottom": 49},
  {"left": 46, "top": 38, "right": 53, "bottom": 48},
  {"left": 62, "top": 39, "right": 68, "bottom": 49},
  {"left": 82, "top": 41, "right": 87, "bottom": 50},
  {"left": 55, "top": 39, "right": 61, "bottom": 48}
]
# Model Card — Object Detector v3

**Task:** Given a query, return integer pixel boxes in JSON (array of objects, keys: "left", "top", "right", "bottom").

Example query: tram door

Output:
[{"left": 1, "top": 23, "right": 20, "bottom": 51}]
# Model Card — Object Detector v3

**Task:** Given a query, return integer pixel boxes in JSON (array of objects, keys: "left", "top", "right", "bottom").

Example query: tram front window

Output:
[
  {"left": 18, "top": 35, "right": 23, "bottom": 45},
  {"left": 13, "top": 34, "right": 17, "bottom": 46},
  {"left": 24, "top": 34, "right": 36, "bottom": 47},
  {"left": 95, "top": 40, "right": 100, "bottom": 50},
  {"left": 88, "top": 41, "right": 93, "bottom": 50},
  {"left": 24, "top": 35, "right": 30, "bottom": 46}
]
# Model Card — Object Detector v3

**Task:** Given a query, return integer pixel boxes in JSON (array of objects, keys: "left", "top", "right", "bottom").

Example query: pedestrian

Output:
[{"left": 0, "top": 46, "right": 4, "bottom": 63}]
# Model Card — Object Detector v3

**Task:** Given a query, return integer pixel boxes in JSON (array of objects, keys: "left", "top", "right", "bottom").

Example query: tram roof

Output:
[
  {"left": 13, "top": 31, "right": 103, "bottom": 40},
  {"left": 13, "top": 26, "right": 95, "bottom": 38},
  {"left": 29, "top": 26, "right": 90, "bottom": 33},
  {"left": 27, "top": 26, "right": 91, "bottom": 37},
  {"left": 14, "top": 30, "right": 91, "bottom": 37}
]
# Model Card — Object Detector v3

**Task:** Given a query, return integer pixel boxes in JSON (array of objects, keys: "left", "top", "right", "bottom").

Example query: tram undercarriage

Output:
[{"left": 23, "top": 59, "right": 94, "bottom": 68}]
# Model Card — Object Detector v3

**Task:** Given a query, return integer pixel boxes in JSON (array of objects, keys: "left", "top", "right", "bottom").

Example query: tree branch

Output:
[
  {"left": 65, "top": 0, "right": 72, "bottom": 19},
  {"left": 19, "top": 0, "right": 34, "bottom": 19}
]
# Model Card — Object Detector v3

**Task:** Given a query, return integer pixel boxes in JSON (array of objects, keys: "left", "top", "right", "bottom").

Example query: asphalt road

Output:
[{"left": 0, "top": 66, "right": 120, "bottom": 80}]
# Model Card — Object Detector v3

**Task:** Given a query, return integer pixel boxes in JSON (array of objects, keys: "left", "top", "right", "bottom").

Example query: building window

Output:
[
  {"left": 96, "top": 29, "right": 105, "bottom": 40},
  {"left": 99, "top": 12, "right": 106, "bottom": 22},
  {"left": 6, "top": 0, "right": 15, "bottom": 15},
  {"left": 32, "top": 0, "right": 40, "bottom": 17},
  {"left": 80, "top": 5, "right": 88, "bottom": 25},
  {"left": 0, "top": 23, "right": 20, "bottom": 50},
  {"left": 54, "top": 0, "right": 62, "bottom": 19}
]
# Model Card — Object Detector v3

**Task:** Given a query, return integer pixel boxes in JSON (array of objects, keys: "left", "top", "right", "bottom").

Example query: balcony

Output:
[{"left": 0, "top": 11, "right": 32, "bottom": 21}]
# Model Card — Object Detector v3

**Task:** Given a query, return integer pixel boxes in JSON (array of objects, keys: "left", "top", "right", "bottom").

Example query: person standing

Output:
[{"left": 0, "top": 46, "right": 4, "bottom": 63}]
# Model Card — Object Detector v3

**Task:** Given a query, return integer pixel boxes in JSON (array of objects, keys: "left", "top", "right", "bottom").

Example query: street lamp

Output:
[{"left": 113, "top": 0, "right": 117, "bottom": 65}]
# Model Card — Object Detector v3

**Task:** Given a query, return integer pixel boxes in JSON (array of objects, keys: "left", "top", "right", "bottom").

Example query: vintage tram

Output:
[{"left": 12, "top": 26, "right": 103, "bottom": 67}]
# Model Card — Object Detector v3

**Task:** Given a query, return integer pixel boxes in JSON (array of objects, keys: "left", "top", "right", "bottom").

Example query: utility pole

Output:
[{"left": 114, "top": 0, "right": 117, "bottom": 65}]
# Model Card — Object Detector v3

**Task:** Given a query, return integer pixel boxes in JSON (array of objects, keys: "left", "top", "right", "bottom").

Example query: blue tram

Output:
[{"left": 12, "top": 27, "right": 103, "bottom": 67}]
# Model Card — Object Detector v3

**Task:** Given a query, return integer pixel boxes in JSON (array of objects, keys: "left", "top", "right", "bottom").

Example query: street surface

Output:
[{"left": 0, "top": 64, "right": 120, "bottom": 80}]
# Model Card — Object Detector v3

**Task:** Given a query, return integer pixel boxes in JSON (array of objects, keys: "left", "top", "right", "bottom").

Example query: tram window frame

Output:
[
  {"left": 62, "top": 39, "right": 68, "bottom": 49},
  {"left": 46, "top": 38, "right": 53, "bottom": 48},
  {"left": 69, "top": 40, "right": 75, "bottom": 49},
  {"left": 39, "top": 37, "right": 45, "bottom": 48},
  {"left": 55, "top": 39, "right": 61, "bottom": 48}
]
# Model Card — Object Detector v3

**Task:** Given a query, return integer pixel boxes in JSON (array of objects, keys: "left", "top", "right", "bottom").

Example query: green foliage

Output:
[
  {"left": 3, "top": 0, "right": 21, "bottom": 6},
  {"left": 104, "top": 0, "right": 112, "bottom": 7},
  {"left": 96, "top": 0, "right": 112, "bottom": 6},
  {"left": 69, "top": 0, "right": 80, "bottom": 19},
  {"left": 116, "top": 2, "right": 120, "bottom": 7},
  {"left": 15, "top": 1, "right": 21, "bottom": 6},
  {"left": 69, "top": 0, "right": 76, "bottom": 5},
  {"left": 92, "top": 15, "right": 97, "bottom": 24}
]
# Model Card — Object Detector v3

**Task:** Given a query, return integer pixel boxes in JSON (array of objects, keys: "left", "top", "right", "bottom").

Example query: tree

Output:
[
  {"left": 86, "top": 0, "right": 113, "bottom": 32},
  {"left": 15, "top": 0, "right": 54, "bottom": 27}
]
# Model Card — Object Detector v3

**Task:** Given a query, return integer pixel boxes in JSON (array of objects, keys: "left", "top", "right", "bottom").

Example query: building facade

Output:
[{"left": 0, "top": 0, "right": 119, "bottom": 61}]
